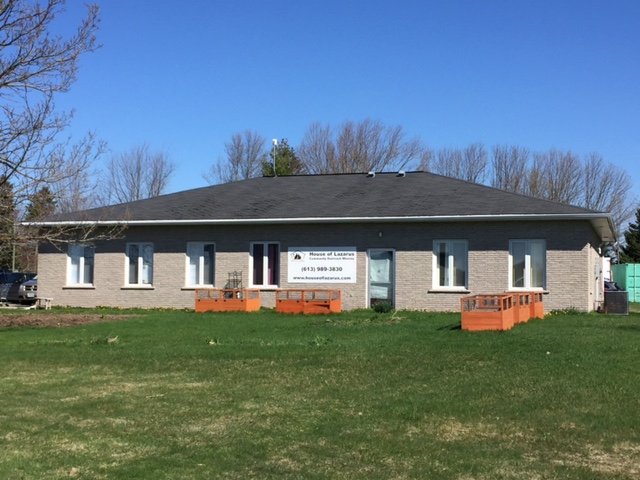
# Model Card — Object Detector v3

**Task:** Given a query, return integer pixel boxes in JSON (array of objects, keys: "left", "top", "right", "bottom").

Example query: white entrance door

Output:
[{"left": 368, "top": 249, "right": 395, "bottom": 308}]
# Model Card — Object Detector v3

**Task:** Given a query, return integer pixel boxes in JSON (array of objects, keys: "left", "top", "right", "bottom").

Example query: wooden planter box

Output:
[
  {"left": 530, "top": 291, "right": 544, "bottom": 319},
  {"left": 195, "top": 289, "right": 261, "bottom": 313},
  {"left": 461, "top": 294, "right": 515, "bottom": 331},
  {"left": 276, "top": 289, "right": 342, "bottom": 314},
  {"left": 513, "top": 292, "right": 533, "bottom": 324}
]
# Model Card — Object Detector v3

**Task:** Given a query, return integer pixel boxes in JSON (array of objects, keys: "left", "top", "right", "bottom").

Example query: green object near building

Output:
[{"left": 612, "top": 263, "right": 640, "bottom": 303}]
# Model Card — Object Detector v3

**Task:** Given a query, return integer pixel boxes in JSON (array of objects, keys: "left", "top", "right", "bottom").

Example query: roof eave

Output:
[{"left": 24, "top": 212, "right": 616, "bottom": 241}]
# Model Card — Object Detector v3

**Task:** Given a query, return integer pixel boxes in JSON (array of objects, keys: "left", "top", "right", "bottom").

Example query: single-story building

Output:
[{"left": 33, "top": 171, "right": 615, "bottom": 312}]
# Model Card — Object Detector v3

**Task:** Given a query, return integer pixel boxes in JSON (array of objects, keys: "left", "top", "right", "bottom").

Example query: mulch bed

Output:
[{"left": 0, "top": 313, "right": 137, "bottom": 328}]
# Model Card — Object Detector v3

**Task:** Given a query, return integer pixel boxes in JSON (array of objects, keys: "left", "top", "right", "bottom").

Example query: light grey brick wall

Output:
[{"left": 37, "top": 220, "right": 603, "bottom": 312}]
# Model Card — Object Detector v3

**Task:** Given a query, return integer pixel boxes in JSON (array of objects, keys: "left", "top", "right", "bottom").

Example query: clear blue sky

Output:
[{"left": 56, "top": 0, "right": 640, "bottom": 199}]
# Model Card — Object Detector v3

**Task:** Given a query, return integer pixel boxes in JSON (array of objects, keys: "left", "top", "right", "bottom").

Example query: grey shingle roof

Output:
[{"left": 48, "top": 171, "right": 605, "bottom": 223}]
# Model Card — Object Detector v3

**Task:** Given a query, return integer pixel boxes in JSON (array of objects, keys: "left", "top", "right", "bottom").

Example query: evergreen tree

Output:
[
  {"left": 262, "top": 139, "right": 305, "bottom": 177},
  {"left": 25, "top": 187, "right": 57, "bottom": 220},
  {"left": 15, "top": 187, "right": 58, "bottom": 271},
  {"left": 619, "top": 206, "right": 640, "bottom": 263},
  {"left": 0, "top": 177, "right": 17, "bottom": 269}
]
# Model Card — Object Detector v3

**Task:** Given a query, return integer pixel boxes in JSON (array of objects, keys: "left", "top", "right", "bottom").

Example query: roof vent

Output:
[
  {"left": 367, "top": 171, "right": 375, "bottom": 178},
  {"left": 397, "top": 170, "right": 406, "bottom": 177}
]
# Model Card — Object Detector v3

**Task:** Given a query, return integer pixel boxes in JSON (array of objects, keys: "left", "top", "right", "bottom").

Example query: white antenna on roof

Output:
[{"left": 272, "top": 139, "right": 278, "bottom": 177}]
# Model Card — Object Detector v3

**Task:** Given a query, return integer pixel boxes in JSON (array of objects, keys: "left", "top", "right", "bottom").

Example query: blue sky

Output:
[{"left": 56, "top": 0, "right": 640, "bottom": 198}]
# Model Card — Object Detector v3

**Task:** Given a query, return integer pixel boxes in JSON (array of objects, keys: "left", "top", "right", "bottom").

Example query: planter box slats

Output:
[
  {"left": 530, "top": 292, "right": 544, "bottom": 319},
  {"left": 276, "top": 289, "right": 342, "bottom": 314}
]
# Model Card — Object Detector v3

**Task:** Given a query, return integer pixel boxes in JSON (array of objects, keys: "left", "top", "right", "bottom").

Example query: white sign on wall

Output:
[{"left": 288, "top": 247, "right": 357, "bottom": 283}]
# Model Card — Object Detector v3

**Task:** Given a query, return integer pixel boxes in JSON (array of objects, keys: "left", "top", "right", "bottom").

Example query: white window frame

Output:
[
  {"left": 185, "top": 242, "right": 216, "bottom": 288},
  {"left": 508, "top": 239, "right": 546, "bottom": 290},
  {"left": 125, "top": 242, "right": 154, "bottom": 287},
  {"left": 67, "top": 244, "right": 95, "bottom": 286},
  {"left": 250, "top": 241, "right": 280, "bottom": 288},
  {"left": 432, "top": 240, "right": 468, "bottom": 290}
]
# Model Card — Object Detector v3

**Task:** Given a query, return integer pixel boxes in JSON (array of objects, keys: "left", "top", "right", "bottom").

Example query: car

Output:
[
  {"left": 1, "top": 271, "right": 25, "bottom": 302},
  {"left": 4, "top": 273, "right": 37, "bottom": 305},
  {"left": 0, "top": 269, "right": 19, "bottom": 283}
]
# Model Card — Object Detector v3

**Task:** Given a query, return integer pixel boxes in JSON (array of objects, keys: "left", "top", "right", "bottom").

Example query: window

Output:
[
  {"left": 433, "top": 240, "right": 468, "bottom": 289},
  {"left": 126, "top": 243, "right": 153, "bottom": 286},
  {"left": 251, "top": 242, "right": 279, "bottom": 287},
  {"left": 67, "top": 244, "right": 94, "bottom": 285},
  {"left": 510, "top": 239, "right": 545, "bottom": 289},
  {"left": 186, "top": 242, "right": 215, "bottom": 287}
]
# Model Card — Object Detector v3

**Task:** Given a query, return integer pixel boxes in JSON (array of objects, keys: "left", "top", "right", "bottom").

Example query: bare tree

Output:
[
  {"left": 529, "top": 149, "right": 582, "bottom": 205},
  {"left": 0, "top": 0, "right": 109, "bottom": 249},
  {"left": 51, "top": 132, "right": 105, "bottom": 213},
  {"left": 429, "top": 143, "right": 487, "bottom": 183},
  {"left": 417, "top": 147, "right": 435, "bottom": 172},
  {"left": 431, "top": 147, "right": 463, "bottom": 179},
  {"left": 145, "top": 149, "right": 175, "bottom": 198},
  {"left": 0, "top": 0, "right": 99, "bottom": 192},
  {"left": 297, "top": 122, "right": 336, "bottom": 174},
  {"left": 582, "top": 152, "right": 635, "bottom": 231},
  {"left": 98, "top": 144, "right": 175, "bottom": 205},
  {"left": 204, "top": 131, "right": 267, "bottom": 184},
  {"left": 299, "top": 119, "right": 424, "bottom": 174},
  {"left": 491, "top": 145, "right": 530, "bottom": 194},
  {"left": 462, "top": 143, "right": 488, "bottom": 183}
]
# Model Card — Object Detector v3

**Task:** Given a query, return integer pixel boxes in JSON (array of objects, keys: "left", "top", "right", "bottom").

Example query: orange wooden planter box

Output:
[
  {"left": 461, "top": 294, "right": 515, "bottom": 331},
  {"left": 513, "top": 292, "right": 533, "bottom": 324},
  {"left": 195, "top": 289, "right": 261, "bottom": 313},
  {"left": 530, "top": 291, "right": 544, "bottom": 319},
  {"left": 276, "top": 289, "right": 342, "bottom": 314}
]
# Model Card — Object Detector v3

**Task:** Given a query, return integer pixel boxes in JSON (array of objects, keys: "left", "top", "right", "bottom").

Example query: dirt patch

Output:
[{"left": 0, "top": 313, "right": 138, "bottom": 328}]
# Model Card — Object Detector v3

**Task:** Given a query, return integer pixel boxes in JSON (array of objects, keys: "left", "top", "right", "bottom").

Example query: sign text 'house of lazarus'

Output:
[{"left": 288, "top": 247, "right": 357, "bottom": 283}]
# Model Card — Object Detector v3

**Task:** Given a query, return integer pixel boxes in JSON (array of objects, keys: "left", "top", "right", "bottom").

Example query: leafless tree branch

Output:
[{"left": 97, "top": 144, "right": 176, "bottom": 205}]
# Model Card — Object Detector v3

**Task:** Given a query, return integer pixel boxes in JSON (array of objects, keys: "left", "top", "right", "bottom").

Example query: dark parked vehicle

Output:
[
  {"left": 0, "top": 269, "right": 19, "bottom": 283},
  {"left": 1, "top": 270, "right": 22, "bottom": 302},
  {"left": 7, "top": 275, "right": 37, "bottom": 304},
  {"left": 1, "top": 271, "right": 36, "bottom": 304}
]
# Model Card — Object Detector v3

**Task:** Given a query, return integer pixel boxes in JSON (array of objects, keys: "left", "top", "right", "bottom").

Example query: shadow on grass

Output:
[
  {"left": 618, "top": 324, "right": 640, "bottom": 332},
  {"left": 437, "top": 323, "right": 462, "bottom": 331}
]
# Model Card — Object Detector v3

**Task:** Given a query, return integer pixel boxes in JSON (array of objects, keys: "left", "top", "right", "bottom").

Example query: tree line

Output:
[{"left": 205, "top": 122, "right": 635, "bottom": 237}]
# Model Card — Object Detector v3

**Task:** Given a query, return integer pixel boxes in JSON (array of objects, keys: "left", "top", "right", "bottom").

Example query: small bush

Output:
[{"left": 372, "top": 301, "right": 394, "bottom": 314}]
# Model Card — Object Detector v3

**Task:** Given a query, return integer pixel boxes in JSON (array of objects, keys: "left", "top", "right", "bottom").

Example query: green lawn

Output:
[{"left": 1, "top": 307, "right": 639, "bottom": 479}]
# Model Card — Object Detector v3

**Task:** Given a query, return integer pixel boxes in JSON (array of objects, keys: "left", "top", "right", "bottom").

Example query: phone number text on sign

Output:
[{"left": 288, "top": 247, "right": 357, "bottom": 283}]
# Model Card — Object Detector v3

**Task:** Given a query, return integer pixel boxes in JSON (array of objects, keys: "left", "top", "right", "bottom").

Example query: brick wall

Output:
[{"left": 37, "top": 220, "right": 602, "bottom": 312}]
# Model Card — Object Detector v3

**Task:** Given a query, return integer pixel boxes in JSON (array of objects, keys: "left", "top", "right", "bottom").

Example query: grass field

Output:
[{"left": 1, "top": 307, "right": 640, "bottom": 479}]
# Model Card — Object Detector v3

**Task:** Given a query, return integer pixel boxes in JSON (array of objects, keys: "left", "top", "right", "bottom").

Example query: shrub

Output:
[{"left": 372, "top": 301, "right": 394, "bottom": 313}]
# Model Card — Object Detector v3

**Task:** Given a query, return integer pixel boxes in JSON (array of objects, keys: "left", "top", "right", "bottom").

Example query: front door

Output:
[{"left": 368, "top": 249, "right": 395, "bottom": 308}]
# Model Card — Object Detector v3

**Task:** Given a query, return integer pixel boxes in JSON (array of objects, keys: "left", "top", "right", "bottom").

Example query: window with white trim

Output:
[
  {"left": 126, "top": 243, "right": 153, "bottom": 286},
  {"left": 251, "top": 242, "right": 279, "bottom": 287},
  {"left": 433, "top": 240, "right": 468, "bottom": 289},
  {"left": 186, "top": 242, "right": 215, "bottom": 287},
  {"left": 67, "top": 244, "right": 95, "bottom": 286},
  {"left": 509, "top": 239, "right": 546, "bottom": 289}
]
